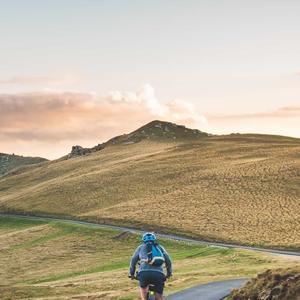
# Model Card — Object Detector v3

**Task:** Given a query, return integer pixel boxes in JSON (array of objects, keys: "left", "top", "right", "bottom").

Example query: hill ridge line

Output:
[{"left": 1, "top": 212, "right": 299, "bottom": 257}]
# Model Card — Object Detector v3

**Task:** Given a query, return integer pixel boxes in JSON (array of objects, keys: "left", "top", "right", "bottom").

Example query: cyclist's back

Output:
[{"left": 129, "top": 232, "right": 172, "bottom": 300}]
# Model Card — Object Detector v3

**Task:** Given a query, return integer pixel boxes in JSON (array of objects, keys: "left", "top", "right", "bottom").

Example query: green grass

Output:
[
  {"left": 0, "top": 216, "right": 46, "bottom": 229},
  {"left": 0, "top": 215, "right": 299, "bottom": 300},
  {"left": 26, "top": 260, "right": 129, "bottom": 284},
  {"left": 10, "top": 229, "right": 70, "bottom": 250}
]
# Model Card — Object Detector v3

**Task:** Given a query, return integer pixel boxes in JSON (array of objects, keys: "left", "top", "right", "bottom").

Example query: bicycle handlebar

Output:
[{"left": 128, "top": 273, "right": 170, "bottom": 281}]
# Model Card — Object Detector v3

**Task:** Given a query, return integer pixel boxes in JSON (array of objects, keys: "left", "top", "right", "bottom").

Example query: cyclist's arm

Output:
[
  {"left": 129, "top": 245, "right": 141, "bottom": 276},
  {"left": 160, "top": 246, "right": 172, "bottom": 277}
]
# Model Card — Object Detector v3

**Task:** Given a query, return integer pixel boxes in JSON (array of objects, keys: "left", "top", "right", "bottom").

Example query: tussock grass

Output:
[
  {"left": 0, "top": 216, "right": 299, "bottom": 300},
  {"left": 0, "top": 134, "right": 299, "bottom": 249},
  {"left": 226, "top": 267, "right": 300, "bottom": 300}
]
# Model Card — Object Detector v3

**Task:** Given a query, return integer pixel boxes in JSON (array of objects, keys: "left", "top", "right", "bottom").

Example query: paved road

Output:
[
  {"left": 166, "top": 278, "right": 249, "bottom": 300},
  {"left": 1, "top": 213, "right": 299, "bottom": 257}
]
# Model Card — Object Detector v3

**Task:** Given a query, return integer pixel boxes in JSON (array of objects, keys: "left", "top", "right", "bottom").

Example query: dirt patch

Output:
[{"left": 113, "top": 231, "right": 134, "bottom": 240}]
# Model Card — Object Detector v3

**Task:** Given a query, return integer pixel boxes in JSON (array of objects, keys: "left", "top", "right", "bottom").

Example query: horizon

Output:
[
  {"left": 2, "top": 118, "right": 299, "bottom": 160},
  {"left": 1, "top": 1, "right": 300, "bottom": 159}
]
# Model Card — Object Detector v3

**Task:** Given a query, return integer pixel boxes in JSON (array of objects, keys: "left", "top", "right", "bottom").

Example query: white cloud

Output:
[
  {"left": 107, "top": 84, "right": 205, "bottom": 123},
  {"left": 137, "top": 84, "right": 168, "bottom": 116},
  {"left": 167, "top": 99, "right": 208, "bottom": 126}
]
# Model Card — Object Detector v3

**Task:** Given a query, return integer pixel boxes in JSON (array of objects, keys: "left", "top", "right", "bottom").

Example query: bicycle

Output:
[
  {"left": 129, "top": 273, "right": 161, "bottom": 300},
  {"left": 145, "top": 283, "right": 156, "bottom": 300}
]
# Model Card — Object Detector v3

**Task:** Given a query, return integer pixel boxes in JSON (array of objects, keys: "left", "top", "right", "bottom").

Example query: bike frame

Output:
[
  {"left": 147, "top": 284, "right": 156, "bottom": 300},
  {"left": 132, "top": 273, "right": 162, "bottom": 300}
]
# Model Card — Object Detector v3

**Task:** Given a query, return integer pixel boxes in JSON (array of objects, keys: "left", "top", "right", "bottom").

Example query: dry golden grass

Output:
[
  {"left": 0, "top": 134, "right": 299, "bottom": 249},
  {"left": 1, "top": 216, "right": 299, "bottom": 300},
  {"left": 0, "top": 153, "right": 47, "bottom": 176},
  {"left": 226, "top": 266, "right": 300, "bottom": 300}
]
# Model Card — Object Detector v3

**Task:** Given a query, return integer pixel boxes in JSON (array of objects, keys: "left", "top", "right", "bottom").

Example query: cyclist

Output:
[{"left": 129, "top": 232, "right": 172, "bottom": 300}]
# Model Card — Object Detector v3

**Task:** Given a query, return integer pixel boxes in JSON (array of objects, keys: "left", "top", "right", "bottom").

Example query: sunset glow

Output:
[{"left": 1, "top": 1, "right": 299, "bottom": 159}]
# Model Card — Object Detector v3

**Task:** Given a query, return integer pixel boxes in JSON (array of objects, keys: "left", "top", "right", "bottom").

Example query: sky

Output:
[{"left": 0, "top": 0, "right": 299, "bottom": 159}]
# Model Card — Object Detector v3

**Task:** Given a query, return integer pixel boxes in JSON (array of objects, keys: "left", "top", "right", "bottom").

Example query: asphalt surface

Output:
[{"left": 166, "top": 278, "right": 249, "bottom": 300}]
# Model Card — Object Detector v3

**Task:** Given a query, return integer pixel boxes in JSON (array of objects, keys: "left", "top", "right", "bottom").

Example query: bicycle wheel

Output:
[{"left": 147, "top": 290, "right": 155, "bottom": 300}]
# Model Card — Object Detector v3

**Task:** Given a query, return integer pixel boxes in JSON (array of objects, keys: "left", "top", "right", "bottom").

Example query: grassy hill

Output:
[
  {"left": 1, "top": 215, "right": 299, "bottom": 300},
  {"left": 0, "top": 120, "right": 299, "bottom": 249},
  {"left": 66, "top": 120, "right": 208, "bottom": 158},
  {"left": 0, "top": 152, "right": 47, "bottom": 176}
]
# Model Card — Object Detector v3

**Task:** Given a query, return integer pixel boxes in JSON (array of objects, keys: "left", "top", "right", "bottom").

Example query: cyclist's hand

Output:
[{"left": 166, "top": 274, "right": 172, "bottom": 280}]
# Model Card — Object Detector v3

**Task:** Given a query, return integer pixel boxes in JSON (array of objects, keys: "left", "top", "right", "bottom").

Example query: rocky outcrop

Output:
[
  {"left": 66, "top": 120, "right": 211, "bottom": 159},
  {"left": 68, "top": 145, "right": 92, "bottom": 158}
]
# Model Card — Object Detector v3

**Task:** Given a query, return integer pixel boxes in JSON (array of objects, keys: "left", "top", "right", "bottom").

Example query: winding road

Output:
[
  {"left": 1, "top": 213, "right": 299, "bottom": 257},
  {"left": 1, "top": 213, "right": 300, "bottom": 299},
  {"left": 166, "top": 278, "right": 249, "bottom": 300}
]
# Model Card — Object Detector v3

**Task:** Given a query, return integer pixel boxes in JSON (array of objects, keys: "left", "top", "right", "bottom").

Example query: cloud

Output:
[
  {"left": 0, "top": 74, "right": 81, "bottom": 85},
  {"left": 107, "top": 85, "right": 207, "bottom": 124},
  {"left": 137, "top": 84, "right": 168, "bottom": 116},
  {"left": 207, "top": 106, "right": 300, "bottom": 121},
  {"left": 0, "top": 84, "right": 206, "bottom": 158}
]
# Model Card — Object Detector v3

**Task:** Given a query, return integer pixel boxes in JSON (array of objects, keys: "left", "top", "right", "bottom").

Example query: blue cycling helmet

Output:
[{"left": 142, "top": 232, "right": 157, "bottom": 243}]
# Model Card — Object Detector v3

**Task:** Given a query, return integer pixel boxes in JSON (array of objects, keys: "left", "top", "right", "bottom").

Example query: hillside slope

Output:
[
  {"left": 226, "top": 267, "right": 300, "bottom": 300},
  {"left": 0, "top": 121, "right": 299, "bottom": 249},
  {"left": 0, "top": 153, "right": 48, "bottom": 176},
  {"left": 1, "top": 215, "right": 297, "bottom": 300}
]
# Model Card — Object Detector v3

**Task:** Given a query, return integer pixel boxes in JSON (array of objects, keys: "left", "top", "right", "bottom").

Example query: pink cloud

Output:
[{"left": 0, "top": 85, "right": 206, "bottom": 158}]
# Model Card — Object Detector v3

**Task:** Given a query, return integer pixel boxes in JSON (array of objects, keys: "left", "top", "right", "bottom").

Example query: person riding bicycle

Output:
[{"left": 129, "top": 232, "right": 172, "bottom": 300}]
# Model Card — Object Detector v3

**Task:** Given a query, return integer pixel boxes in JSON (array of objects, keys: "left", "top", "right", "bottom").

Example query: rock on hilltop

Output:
[
  {"left": 108, "top": 120, "right": 209, "bottom": 143},
  {"left": 67, "top": 120, "right": 209, "bottom": 158}
]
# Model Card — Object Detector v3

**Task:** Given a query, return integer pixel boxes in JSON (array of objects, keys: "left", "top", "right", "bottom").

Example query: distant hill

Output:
[
  {"left": 67, "top": 120, "right": 209, "bottom": 158},
  {"left": 0, "top": 153, "right": 48, "bottom": 176},
  {"left": 0, "top": 120, "right": 299, "bottom": 249}
]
